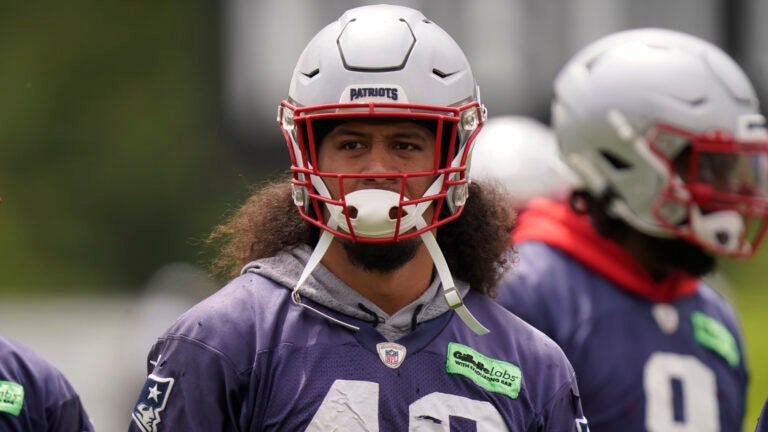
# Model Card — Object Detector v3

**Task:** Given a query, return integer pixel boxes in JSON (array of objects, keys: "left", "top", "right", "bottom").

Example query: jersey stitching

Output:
[{"left": 161, "top": 334, "right": 248, "bottom": 375}]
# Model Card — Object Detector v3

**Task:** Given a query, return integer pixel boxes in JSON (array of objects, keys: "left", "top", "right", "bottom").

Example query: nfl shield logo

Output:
[
  {"left": 376, "top": 342, "right": 407, "bottom": 369},
  {"left": 651, "top": 303, "right": 679, "bottom": 335}
]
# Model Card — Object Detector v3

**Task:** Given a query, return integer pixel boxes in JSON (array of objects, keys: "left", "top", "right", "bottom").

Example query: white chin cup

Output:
[
  {"left": 690, "top": 207, "right": 744, "bottom": 253},
  {"left": 328, "top": 189, "right": 426, "bottom": 238}
]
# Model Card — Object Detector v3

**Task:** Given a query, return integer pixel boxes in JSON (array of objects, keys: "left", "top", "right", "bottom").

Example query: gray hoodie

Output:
[{"left": 243, "top": 244, "right": 470, "bottom": 341}]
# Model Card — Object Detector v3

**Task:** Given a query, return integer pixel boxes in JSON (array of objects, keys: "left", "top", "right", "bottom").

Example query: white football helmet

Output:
[
  {"left": 278, "top": 4, "right": 485, "bottom": 243},
  {"left": 469, "top": 115, "right": 579, "bottom": 209},
  {"left": 553, "top": 28, "right": 768, "bottom": 257},
  {"left": 278, "top": 5, "right": 490, "bottom": 335}
]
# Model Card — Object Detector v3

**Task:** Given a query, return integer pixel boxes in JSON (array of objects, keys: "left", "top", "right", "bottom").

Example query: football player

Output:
[
  {"left": 0, "top": 193, "right": 94, "bottom": 430},
  {"left": 495, "top": 28, "right": 768, "bottom": 431},
  {"left": 128, "top": 4, "right": 588, "bottom": 431}
]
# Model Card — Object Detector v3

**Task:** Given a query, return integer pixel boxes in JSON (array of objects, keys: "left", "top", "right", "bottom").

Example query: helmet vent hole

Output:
[
  {"left": 432, "top": 68, "right": 455, "bottom": 79},
  {"left": 347, "top": 206, "right": 359, "bottom": 219},
  {"left": 302, "top": 68, "right": 320, "bottom": 79},
  {"left": 389, "top": 207, "right": 407, "bottom": 220},
  {"left": 600, "top": 150, "right": 632, "bottom": 170}
]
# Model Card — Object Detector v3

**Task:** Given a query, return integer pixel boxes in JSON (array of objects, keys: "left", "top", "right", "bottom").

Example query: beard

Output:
[
  {"left": 340, "top": 238, "right": 422, "bottom": 273},
  {"left": 648, "top": 235, "right": 717, "bottom": 277}
]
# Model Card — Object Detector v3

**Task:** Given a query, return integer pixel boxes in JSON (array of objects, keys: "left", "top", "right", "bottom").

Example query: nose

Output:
[{"left": 362, "top": 143, "right": 399, "bottom": 184}]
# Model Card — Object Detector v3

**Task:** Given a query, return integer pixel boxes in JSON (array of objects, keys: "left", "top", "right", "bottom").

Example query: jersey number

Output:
[
  {"left": 643, "top": 352, "right": 718, "bottom": 432},
  {"left": 305, "top": 379, "right": 509, "bottom": 431}
]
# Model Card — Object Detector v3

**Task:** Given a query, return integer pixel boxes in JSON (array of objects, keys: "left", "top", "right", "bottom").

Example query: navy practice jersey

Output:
[
  {"left": 497, "top": 199, "right": 747, "bottom": 431},
  {"left": 757, "top": 396, "right": 768, "bottom": 432},
  {"left": 0, "top": 336, "right": 94, "bottom": 431},
  {"left": 129, "top": 258, "right": 587, "bottom": 431}
]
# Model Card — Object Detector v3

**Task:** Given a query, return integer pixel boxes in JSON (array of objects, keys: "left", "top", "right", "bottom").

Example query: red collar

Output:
[{"left": 513, "top": 198, "right": 698, "bottom": 302}]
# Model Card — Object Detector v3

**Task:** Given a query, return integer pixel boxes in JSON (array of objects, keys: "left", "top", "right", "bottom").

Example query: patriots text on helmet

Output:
[{"left": 349, "top": 87, "right": 399, "bottom": 101}]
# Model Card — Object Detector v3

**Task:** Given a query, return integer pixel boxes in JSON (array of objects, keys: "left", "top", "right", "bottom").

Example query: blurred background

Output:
[{"left": 0, "top": 0, "right": 766, "bottom": 430}]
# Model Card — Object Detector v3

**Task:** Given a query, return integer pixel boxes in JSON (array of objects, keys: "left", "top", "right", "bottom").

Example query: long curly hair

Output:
[{"left": 206, "top": 177, "right": 515, "bottom": 296}]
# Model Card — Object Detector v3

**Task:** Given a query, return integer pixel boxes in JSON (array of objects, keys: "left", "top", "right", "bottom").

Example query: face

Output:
[
  {"left": 672, "top": 147, "right": 741, "bottom": 194},
  {"left": 316, "top": 119, "right": 438, "bottom": 200},
  {"left": 313, "top": 119, "right": 438, "bottom": 268},
  {"left": 135, "top": 402, "right": 157, "bottom": 428},
  {"left": 660, "top": 135, "right": 768, "bottom": 257}
]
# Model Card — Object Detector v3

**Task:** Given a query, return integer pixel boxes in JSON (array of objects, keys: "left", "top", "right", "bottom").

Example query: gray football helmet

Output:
[
  {"left": 278, "top": 4, "right": 485, "bottom": 243},
  {"left": 278, "top": 5, "right": 490, "bottom": 335},
  {"left": 553, "top": 28, "right": 768, "bottom": 257}
]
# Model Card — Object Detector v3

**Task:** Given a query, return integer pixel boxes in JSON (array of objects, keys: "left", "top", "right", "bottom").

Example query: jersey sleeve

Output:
[
  {"left": 538, "top": 376, "right": 589, "bottom": 431},
  {"left": 128, "top": 336, "right": 247, "bottom": 431}
]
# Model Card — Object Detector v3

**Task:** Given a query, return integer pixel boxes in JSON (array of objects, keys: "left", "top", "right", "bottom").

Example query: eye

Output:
[
  {"left": 393, "top": 141, "right": 422, "bottom": 151},
  {"left": 339, "top": 140, "right": 366, "bottom": 151}
]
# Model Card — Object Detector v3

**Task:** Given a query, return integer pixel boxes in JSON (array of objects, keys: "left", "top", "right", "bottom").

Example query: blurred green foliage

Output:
[{"left": 0, "top": 2, "right": 259, "bottom": 290}]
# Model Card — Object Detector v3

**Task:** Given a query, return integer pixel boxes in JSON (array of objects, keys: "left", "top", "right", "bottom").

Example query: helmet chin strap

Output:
[
  {"left": 414, "top": 217, "right": 490, "bottom": 335},
  {"left": 292, "top": 219, "right": 361, "bottom": 332},
  {"left": 292, "top": 184, "right": 489, "bottom": 335}
]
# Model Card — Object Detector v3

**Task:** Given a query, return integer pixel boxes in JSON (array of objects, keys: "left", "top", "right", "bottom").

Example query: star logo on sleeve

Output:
[
  {"left": 147, "top": 384, "right": 163, "bottom": 402},
  {"left": 132, "top": 374, "right": 175, "bottom": 432}
]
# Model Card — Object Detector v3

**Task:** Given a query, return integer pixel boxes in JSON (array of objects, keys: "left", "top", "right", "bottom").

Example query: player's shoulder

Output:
[
  {"left": 176, "top": 271, "right": 288, "bottom": 322},
  {"left": 500, "top": 240, "right": 595, "bottom": 306},
  {"left": 462, "top": 293, "right": 578, "bottom": 405},
  {"left": 464, "top": 292, "right": 573, "bottom": 366},
  {"left": 464, "top": 291, "right": 534, "bottom": 327},
  {"left": 0, "top": 334, "right": 84, "bottom": 420},
  {"left": 0, "top": 335, "right": 38, "bottom": 363},
  {"left": 689, "top": 279, "right": 741, "bottom": 329},
  {"left": 696, "top": 278, "right": 736, "bottom": 308},
  {"left": 158, "top": 272, "right": 293, "bottom": 359},
  {"left": 0, "top": 336, "right": 63, "bottom": 383},
  {"left": 512, "top": 241, "right": 586, "bottom": 286}
]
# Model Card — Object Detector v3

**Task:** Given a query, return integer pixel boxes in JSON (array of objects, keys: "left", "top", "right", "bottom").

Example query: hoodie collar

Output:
[
  {"left": 513, "top": 198, "right": 698, "bottom": 302},
  {"left": 244, "top": 245, "right": 464, "bottom": 340}
]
